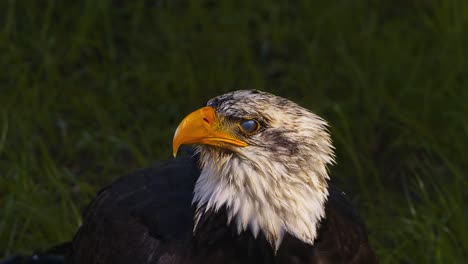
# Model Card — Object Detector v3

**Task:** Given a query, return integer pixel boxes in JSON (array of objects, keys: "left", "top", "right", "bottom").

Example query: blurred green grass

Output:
[{"left": 0, "top": 0, "right": 467, "bottom": 262}]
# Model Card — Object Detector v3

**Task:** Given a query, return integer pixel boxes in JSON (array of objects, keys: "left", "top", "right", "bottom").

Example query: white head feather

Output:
[{"left": 192, "top": 90, "right": 335, "bottom": 250}]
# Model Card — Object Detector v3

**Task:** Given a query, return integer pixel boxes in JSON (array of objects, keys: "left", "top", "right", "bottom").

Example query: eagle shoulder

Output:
[
  {"left": 69, "top": 154, "right": 200, "bottom": 264},
  {"left": 310, "top": 184, "right": 378, "bottom": 263}
]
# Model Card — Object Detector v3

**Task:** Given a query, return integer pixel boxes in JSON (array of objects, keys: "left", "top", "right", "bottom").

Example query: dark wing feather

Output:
[
  {"left": 310, "top": 184, "right": 378, "bottom": 264},
  {"left": 69, "top": 154, "right": 200, "bottom": 264}
]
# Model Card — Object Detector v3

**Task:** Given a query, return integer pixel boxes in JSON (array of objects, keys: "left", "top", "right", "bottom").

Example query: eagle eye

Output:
[{"left": 238, "top": 119, "right": 260, "bottom": 135}]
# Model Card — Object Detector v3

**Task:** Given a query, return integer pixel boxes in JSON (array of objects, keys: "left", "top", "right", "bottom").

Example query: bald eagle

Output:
[{"left": 70, "top": 90, "right": 377, "bottom": 264}]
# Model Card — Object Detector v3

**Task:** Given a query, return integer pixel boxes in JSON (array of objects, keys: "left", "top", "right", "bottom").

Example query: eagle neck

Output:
[{"left": 192, "top": 150, "right": 330, "bottom": 250}]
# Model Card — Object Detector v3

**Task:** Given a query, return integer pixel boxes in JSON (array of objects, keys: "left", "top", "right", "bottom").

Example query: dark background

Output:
[{"left": 0, "top": 1, "right": 467, "bottom": 263}]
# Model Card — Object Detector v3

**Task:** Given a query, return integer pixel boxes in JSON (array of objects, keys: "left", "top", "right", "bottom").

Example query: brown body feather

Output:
[{"left": 69, "top": 154, "right": 377, "bottom": 264}]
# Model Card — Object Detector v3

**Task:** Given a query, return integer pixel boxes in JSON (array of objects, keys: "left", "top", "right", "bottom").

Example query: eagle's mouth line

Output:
[{"left": 199, "top": 137, "right": 248, "bottom": 147}]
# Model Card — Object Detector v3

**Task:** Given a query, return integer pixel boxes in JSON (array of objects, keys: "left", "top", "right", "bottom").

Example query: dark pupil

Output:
[{"left": 241, "top": 120, "right": 257, "bottom": 133}]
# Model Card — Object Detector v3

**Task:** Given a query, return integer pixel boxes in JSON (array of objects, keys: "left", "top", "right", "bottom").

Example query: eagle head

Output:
[{"left": 173, "top": 90, "right": 335, "bottom": 249}]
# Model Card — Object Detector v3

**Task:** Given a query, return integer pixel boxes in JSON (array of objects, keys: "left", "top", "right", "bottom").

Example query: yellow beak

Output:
[{"left": 172, "top": 106, "right": 248, "bottom": 157}]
